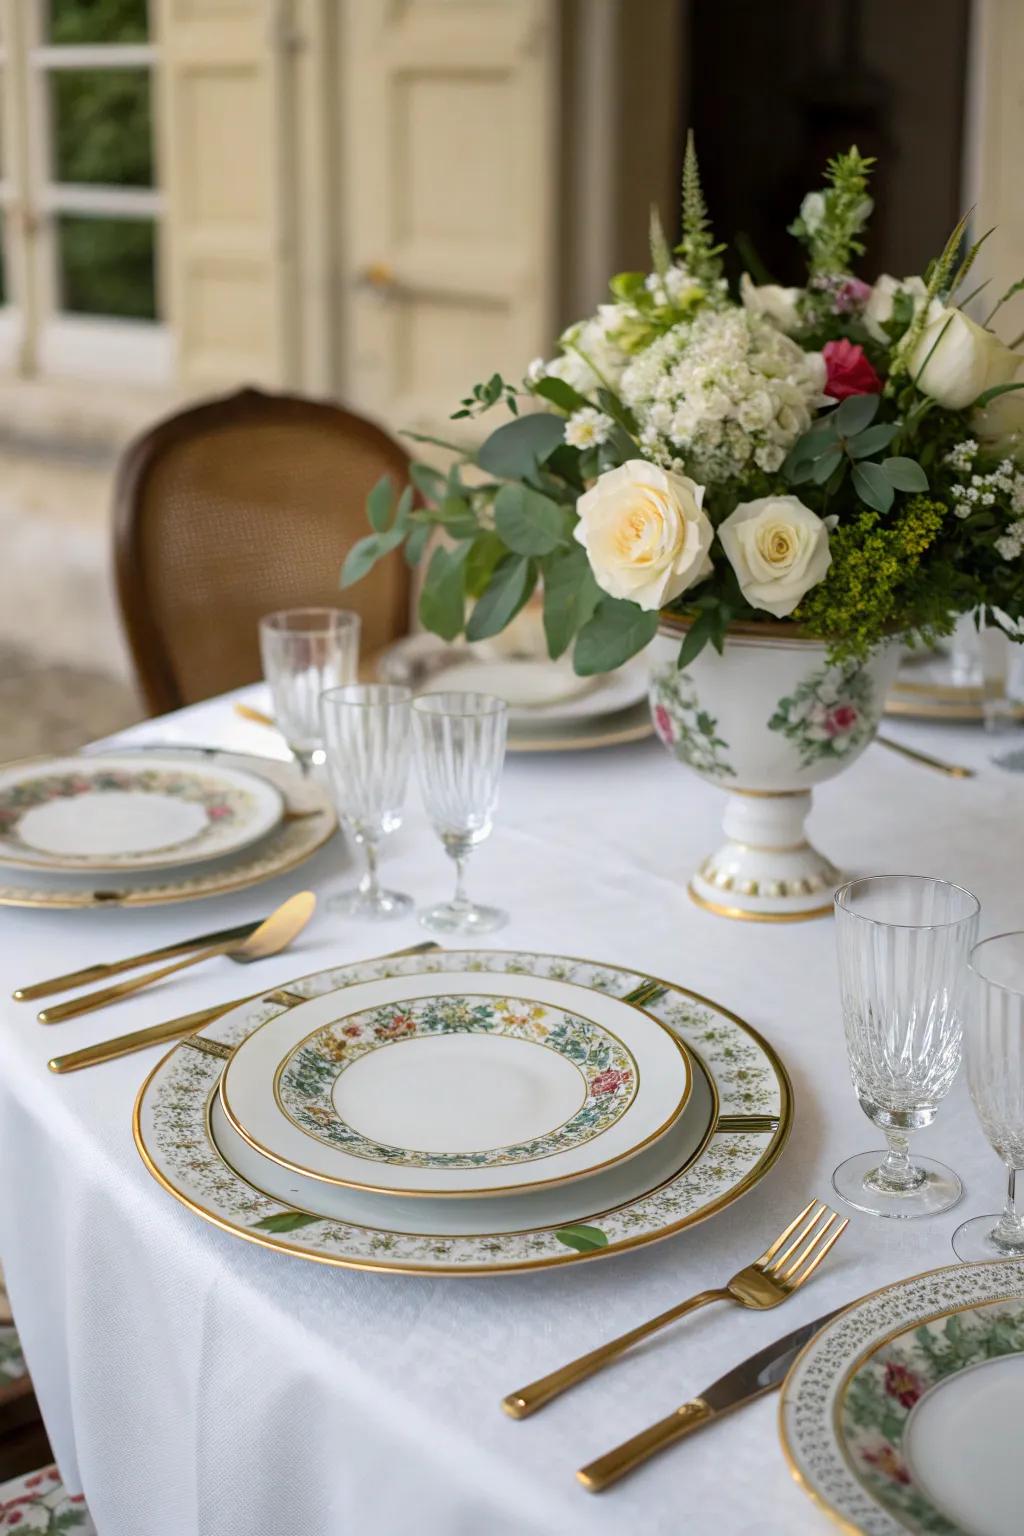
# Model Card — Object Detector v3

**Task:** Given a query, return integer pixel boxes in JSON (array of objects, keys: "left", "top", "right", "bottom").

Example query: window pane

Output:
[
  {"left": 48, "top": 0, "right": 149, "bottom": 45},
  {"left": 51, "top": 69, "right": 153, "bottom": 187},
  {"left": 57, "top": 214, "right": 156, "bottom": 319}
]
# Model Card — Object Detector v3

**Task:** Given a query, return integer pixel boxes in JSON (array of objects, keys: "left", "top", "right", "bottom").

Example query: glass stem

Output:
[
  {"left": 877, "top": 1129, "right": 924, "bottom": 1192},
  {"left": 359, "top": 836, "right": 381, "bottom": 901},
  {"left": 447, "top": 840, "right": 472, "bottom": 911},
  {"left": 993, "top": 1167, "right": 1024, "bottom": 1249}
]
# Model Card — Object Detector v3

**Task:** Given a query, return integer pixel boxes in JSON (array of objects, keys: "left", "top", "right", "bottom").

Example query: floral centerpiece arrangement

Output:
[{"left": 344, "top": 140, "right": 1024, "bottom": 921}]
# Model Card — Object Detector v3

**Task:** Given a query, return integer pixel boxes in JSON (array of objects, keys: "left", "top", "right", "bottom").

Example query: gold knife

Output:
[
  {"left": 13, "top": 918, "right": 266, "bottom": 1001},
  {"left": 46, "top": 940, "right": 440, "bottom": 1074},
  {"left": 576, "top": 1304, "right": 845, "bottom": 1493}
]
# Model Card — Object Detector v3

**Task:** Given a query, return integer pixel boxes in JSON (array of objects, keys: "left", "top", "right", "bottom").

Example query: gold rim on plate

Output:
[
  {"left": 217, "top": 983, "right": 692, "bottom": 1198},
  {"left": 506, "top": 701, "right": 654, "bottom": 753},
  {"left": 133, "top": 950, "right": 792, "bottom": 1276}
]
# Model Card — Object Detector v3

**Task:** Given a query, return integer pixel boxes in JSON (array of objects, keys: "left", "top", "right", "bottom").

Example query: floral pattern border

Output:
[
  {"left": 137, "top": 949, "right": 787, "bottom": 1273},
  {"left": 649, "top": 664, "right": 736, "bottom": 779},
  {"left": 277, "top": 995, "right": 635, "bottom": 1169},
  {"left": 781, "top": 1258, "right": 1024, "bottom": 1536},
  {"left": 767, "top": 662, "right": 878, "bottom": 767}
]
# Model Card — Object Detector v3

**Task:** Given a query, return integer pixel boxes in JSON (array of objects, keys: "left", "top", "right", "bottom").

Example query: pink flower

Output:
[
  {"left": 883, "top": 1359, "right": 923, "bottom": 1409},
  {"left": 653, "top": 705, "right": 675, "bottom": 745},
  {"left": 863, "top": 1443, "right": 912, "bottom": 1484},
  {"left": 824, "top": 704, "right": 858, "bottom": 736},
  {"left": 833, "top": 277, "right": 872, "bottom": 314},
  {"left": 207, "top": 804, "right": 231, "bottom": 820},
  {"left": 591, "top": 1067, "right": 630, "bottom": 1097},
  {"left": 823, "top": 339, "right": 883, "bottom": 400}
]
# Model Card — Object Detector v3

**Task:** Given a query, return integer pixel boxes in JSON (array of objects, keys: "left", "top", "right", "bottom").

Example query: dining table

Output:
[{"left": 0, "top": 682, "right": 1020, "bottom": 1536}]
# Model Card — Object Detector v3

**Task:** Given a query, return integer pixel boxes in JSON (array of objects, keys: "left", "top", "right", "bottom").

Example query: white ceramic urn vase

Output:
[{"left": 648, "top": 619, "right": 901, "bottom": 922}]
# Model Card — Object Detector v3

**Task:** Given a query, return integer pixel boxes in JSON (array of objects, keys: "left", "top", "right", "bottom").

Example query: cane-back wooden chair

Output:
[{"left": 114, "top": 388, "right": 413, "bottom": 714}]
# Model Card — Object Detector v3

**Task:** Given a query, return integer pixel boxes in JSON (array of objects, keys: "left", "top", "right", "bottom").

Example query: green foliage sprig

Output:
[{"left": 789, "top": 147, "right": 875, "bottom": 276}]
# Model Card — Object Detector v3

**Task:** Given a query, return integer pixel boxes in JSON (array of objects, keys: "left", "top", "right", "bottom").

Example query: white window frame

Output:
[
  {"left": 0, "top": 24, "right": 26, "bottom": 372},
  {"left": 9, "top": 2, "right": 172, "bottom": 385}
]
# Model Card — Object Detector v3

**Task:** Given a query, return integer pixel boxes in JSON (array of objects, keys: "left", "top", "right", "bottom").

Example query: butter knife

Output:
[
  {"left": 576, "top": 1305, "right": 845, "bottom": 1493},
  {"left": 14, "top": 918, "right": 265, "bottom": 1001}
]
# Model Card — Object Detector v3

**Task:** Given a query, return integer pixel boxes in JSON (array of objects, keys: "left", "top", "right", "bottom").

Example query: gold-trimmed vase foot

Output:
[{"left": 689, "top": 789, "right": 839, "bottom": 922}]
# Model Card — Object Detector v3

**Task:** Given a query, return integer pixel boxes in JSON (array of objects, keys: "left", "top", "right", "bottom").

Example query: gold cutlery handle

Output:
[
  {"left": 47, "top": 999, "right": 245, "bottom": 1073},
  {"left": 38, "top": 943, "right": 230, "bottom": 1024},
  {"left": 234, "top": 703, "right": 277, "bottom": 729},
  {"left": 16, "top": 962, "right": 124, "bottom": 1001},
  {"left": 875, "top": 734, "right": 974, "bottom": 778},
  {"left": 501, "top": 1289, "right": 729, "bottom": 1418},
  {"left": 577, "top": 1397, "right": 714, "bottom": 1492}
]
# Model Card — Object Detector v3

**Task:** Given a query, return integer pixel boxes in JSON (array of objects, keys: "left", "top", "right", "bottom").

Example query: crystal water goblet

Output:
[
  {"left": 259, "top": 608, "right": 361, "bottom": 772},
  {"left": 412, "top": 691, "right": 508, "bottom": 935},
  {"left": 833, "top": 875, "right": 980, "bottom": 1218},
  {"left": 952, "top": 932, "right": 1024, "bottom": 1260},
  {"left": 320, "top": 684, "right": 412, "bottom": 919}
]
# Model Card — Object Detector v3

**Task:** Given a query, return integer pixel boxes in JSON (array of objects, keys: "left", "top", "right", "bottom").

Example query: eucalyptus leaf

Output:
[
  {"left": 464, "top": 531, "right": 506, "bottom": 598},
  {"left": 880, "top": 456, "right": 929, "bottom": 492},
  {"left": 574, "top": 599, "right": 660, "bottom": 676},
  {"left": 476, "top": 413, "right": 565, "bottom": 479},
  {"left": 541, "top": 545, "right": 601, "bottom": 659},
  {"left": 340, "top": 533, "right": 384, "bottom": 589},
  {"left": 852, "top": 460, "right": 895, "bottom": 513},
  {"left": 394, "top": 484, "right": 414, "bottom": 532},
  {"left": 530, "top": 376, "right": 591, "bottom": 414},
  {"left": 253, "top": 1211, "right": 322, "bottom": 1234},
  {"left": 419, "top": 544, "right": 469, "bottom": 640},
  {"left": 494, "top": 484, "right": 566, "bottom": 557},
  {"left": 811, "top": 443, "right": 844, "bottom": 484},
  {"left": 847, "top": 423, "right": 899, "bottom": 459},
  {"left": 554, "top": 1224, "right": 609, "bottom": 1253},
  {"left": 835, "top": 393, "right": 880, "bottom": 436},
  {"left": 676, "top": 611, "right": 718, "bottom": 669},
  {"left": 367, "top": 475, "right": 395, "bottom": 533},
  {"left": 465, "top": 555, "right": 533, "bottom": 641},
  {"left": 409, "top": 462, "right": 447, "bottom": 502},
  {"left": 404, "top": 522, "right": 431, "bottom": 567}
]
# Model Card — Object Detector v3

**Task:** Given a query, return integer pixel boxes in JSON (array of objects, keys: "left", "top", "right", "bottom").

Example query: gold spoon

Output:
[{"left": 37, "top": 891, "right": 316, "bottom": 1025}]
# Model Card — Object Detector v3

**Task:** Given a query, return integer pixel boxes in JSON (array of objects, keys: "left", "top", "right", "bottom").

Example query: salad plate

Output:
[
  {"left": 134, "top": 947, "right": 791, "bottom": 1275},
  {"left": 219, "top": 971, "right": 691, "bottom": 1197},
  {"left": 0, "top": 754, "right": 283, "bottom": 873},
  {"left": 780, "top": 1257, "right": 1024, "bottom": 1534}
]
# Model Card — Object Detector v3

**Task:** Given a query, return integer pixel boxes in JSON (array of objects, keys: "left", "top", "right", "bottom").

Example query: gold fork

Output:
[{"left": 501, "top": 1199, "right": 847, "bottom": 1418}]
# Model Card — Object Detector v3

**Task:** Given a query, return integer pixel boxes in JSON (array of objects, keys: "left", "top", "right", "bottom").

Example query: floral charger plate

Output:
[
  {"left": 0, "top": 754, "right": 283, "bottom": 873},
  {"left": 780, "top": 1258, "right": 1024, "bottom": 1535},
  {"left": 218, "top": 970, "right": 691, "bottom": 1198},
  {"left": 134, "top": 947, "right": 790, "bottom": 1276}
]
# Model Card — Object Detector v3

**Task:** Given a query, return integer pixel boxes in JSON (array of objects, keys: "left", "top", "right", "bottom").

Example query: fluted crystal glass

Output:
[
  {"left": 320, "top": 684, "right": 412, "bottom": 920},
  {"left": 412, "top": 692, "right": 508, "bottom": 934},
  {"left": 953, "top": 932, "right": 1024, "bottom": 1260},
  {"left": 259, "top": 608, "right": 360, "bottom": 772},
  {"left": 833, "top": 875, "right": 980, "bottom": 1218}
]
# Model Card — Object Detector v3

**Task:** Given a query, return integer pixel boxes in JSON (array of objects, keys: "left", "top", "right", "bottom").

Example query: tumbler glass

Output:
[
  {"left": 952, "top": 932, "right": 1024, "bottom": 1260},
  {"left": 412, "top": 691, "right": 508, "bottom": 934},
  {"left": 259, "top": 608, "right": 361, "bottom": 771},
  {"left": 320, "top": 684, "right": 412, "bottom": 919},
  {"left": 833, "top": 875, "right": 980, "bottom": 1218}
]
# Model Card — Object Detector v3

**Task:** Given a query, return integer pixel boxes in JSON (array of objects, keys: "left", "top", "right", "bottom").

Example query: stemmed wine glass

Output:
[
  {"left": 319, "top": 684, "right": 413, "bottom": 919},
  {"left": 952, "top": 932, "right": 1024, "bottom": 1260},
  {"left": 412, "top": 691, "right": 508, "bottom": 934},
  {"left": 833, "top": 875, "right": 980, "bottom": 1218},
  {"left": 259, "top": 608, "right": 361, "bottom": 772}
]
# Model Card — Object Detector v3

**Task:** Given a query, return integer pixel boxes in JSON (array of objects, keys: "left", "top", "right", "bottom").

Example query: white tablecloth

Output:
[{"left": 0, "top": 687, "right": 1020, "bottom": 1536}]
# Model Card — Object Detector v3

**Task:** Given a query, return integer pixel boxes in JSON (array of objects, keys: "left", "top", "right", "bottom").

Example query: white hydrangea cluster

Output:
[
  {"left": 620, "top": 308, "right": 826, "bottom": 481},
  {"left": 944, "top": 444, "right": 1024, "bottom": 522},
  {"left": 995, "top": 520, "right": 1024, "bottom": 561},
  {"left": 536, "top": 306, "right": 633, "bottom": 396}
]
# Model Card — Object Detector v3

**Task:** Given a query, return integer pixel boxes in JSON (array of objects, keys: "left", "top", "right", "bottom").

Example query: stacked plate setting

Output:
[
  {"left": 135, "top": 947, "right": 792, "bottom": 1276},
  {"left": 0, "top": 751, "right": 336, "bottom": 909}
]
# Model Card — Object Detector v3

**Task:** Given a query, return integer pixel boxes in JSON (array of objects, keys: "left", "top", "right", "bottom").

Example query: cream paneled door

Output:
[
  {"left": 156, "top": 0, "right": 296, "bottom": 392},
  {"left": 340, "top": 0, "right": 558, "bottom": 434}
]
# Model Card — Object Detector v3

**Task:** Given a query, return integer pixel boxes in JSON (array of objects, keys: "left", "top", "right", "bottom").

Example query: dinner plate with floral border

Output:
[
  {"left": 218, "top": 970, "right": 692, "bottom": 1198},
  {"left": 0, "top": 754, "right": 284, "bottom": 873},
  {"left": 780, "top": 1257, "right": 1024, "bottom": 1535},
  {"left": 133, "top": 947, "right": 791, "bottom": 1276}
]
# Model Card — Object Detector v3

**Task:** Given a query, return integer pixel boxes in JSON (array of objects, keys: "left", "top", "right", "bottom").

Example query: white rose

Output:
[
  {"left": 740, "top": 272, "right": 803, "bottom": 334},
  {"left": 718, "top": 495, "right": 832, "bottom": 618},
  {"left": 972, "top": 387, "right": 1024, "bottom": 463},
  {"left": 863, "top": 274, "right": 927, "bottom": 344},
  {"left": 574, "top": 459, "right": 713, "bottom": 611},
  {"left": 908, "top": 306, "right": 1019, "bottom": 410}
]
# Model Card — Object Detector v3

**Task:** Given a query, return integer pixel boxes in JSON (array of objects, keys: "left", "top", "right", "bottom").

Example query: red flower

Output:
[
  {"left": 823, "top": 339, "right": 882, "bottom": 401},
  {"left": 825, "top": 704, "right": 858, "bottom": 736},
  {"left": 653, "top": 705, "right": 675, "bottom": 745},
  {"left": 883, "top": 1360, "right": 923, "bottom": 1409},
  {"left": 6, "top": 1512, "right": 23, "bottom": 1525},
  {"left": 591, "top": 1067, "right": 630, "bottom": 1097},
  {"left": 863, "top": 1443, "right": 911, "bottom": 1484},
  {"left": 207, "top": 804, "right": 231, "bottom": 820},
  {"left": 24, "top": 1479, "right": 41, "bottom": 1491},
  {"left": 342, "top": 1024, "right": 363, "bottom": 1038}
]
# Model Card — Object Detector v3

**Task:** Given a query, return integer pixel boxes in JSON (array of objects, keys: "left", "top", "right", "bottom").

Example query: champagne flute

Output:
[
  {"left": 952, "top": 932, "right": 1024, "bottom": 1260},
  {"left": 833, "top": 875, "right": 979, "bottom": 1218},
  {"left": 320, "top": 684, "right": 412, "bottom": 919}
]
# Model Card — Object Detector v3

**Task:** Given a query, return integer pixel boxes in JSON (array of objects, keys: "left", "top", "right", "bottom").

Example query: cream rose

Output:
[
  {"left": 740, "top": 272, "right": 803, "bottom": 334},
  {"left": 718, "top": 495, "right": 832, "bottom": 618},
  {"left": 574, "top": 460, "right": 713, "bottom": 611},
  {"left": 863, "top": 274, "right": 928, "bottom": 344},
  {"left": 908, "top": 305, "right": 1019, "bottom": 410},
  {"left": 972, "top": 387, "right": 1024, "bottom": 463}
]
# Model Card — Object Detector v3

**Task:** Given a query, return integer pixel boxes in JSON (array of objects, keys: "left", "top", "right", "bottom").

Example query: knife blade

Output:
[
  {"left": 576, "top": 1305, "right": 846, "bottom": 1493},
  {"left": 13, "top": 917, "right": 265, "bottom": 1001}
]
